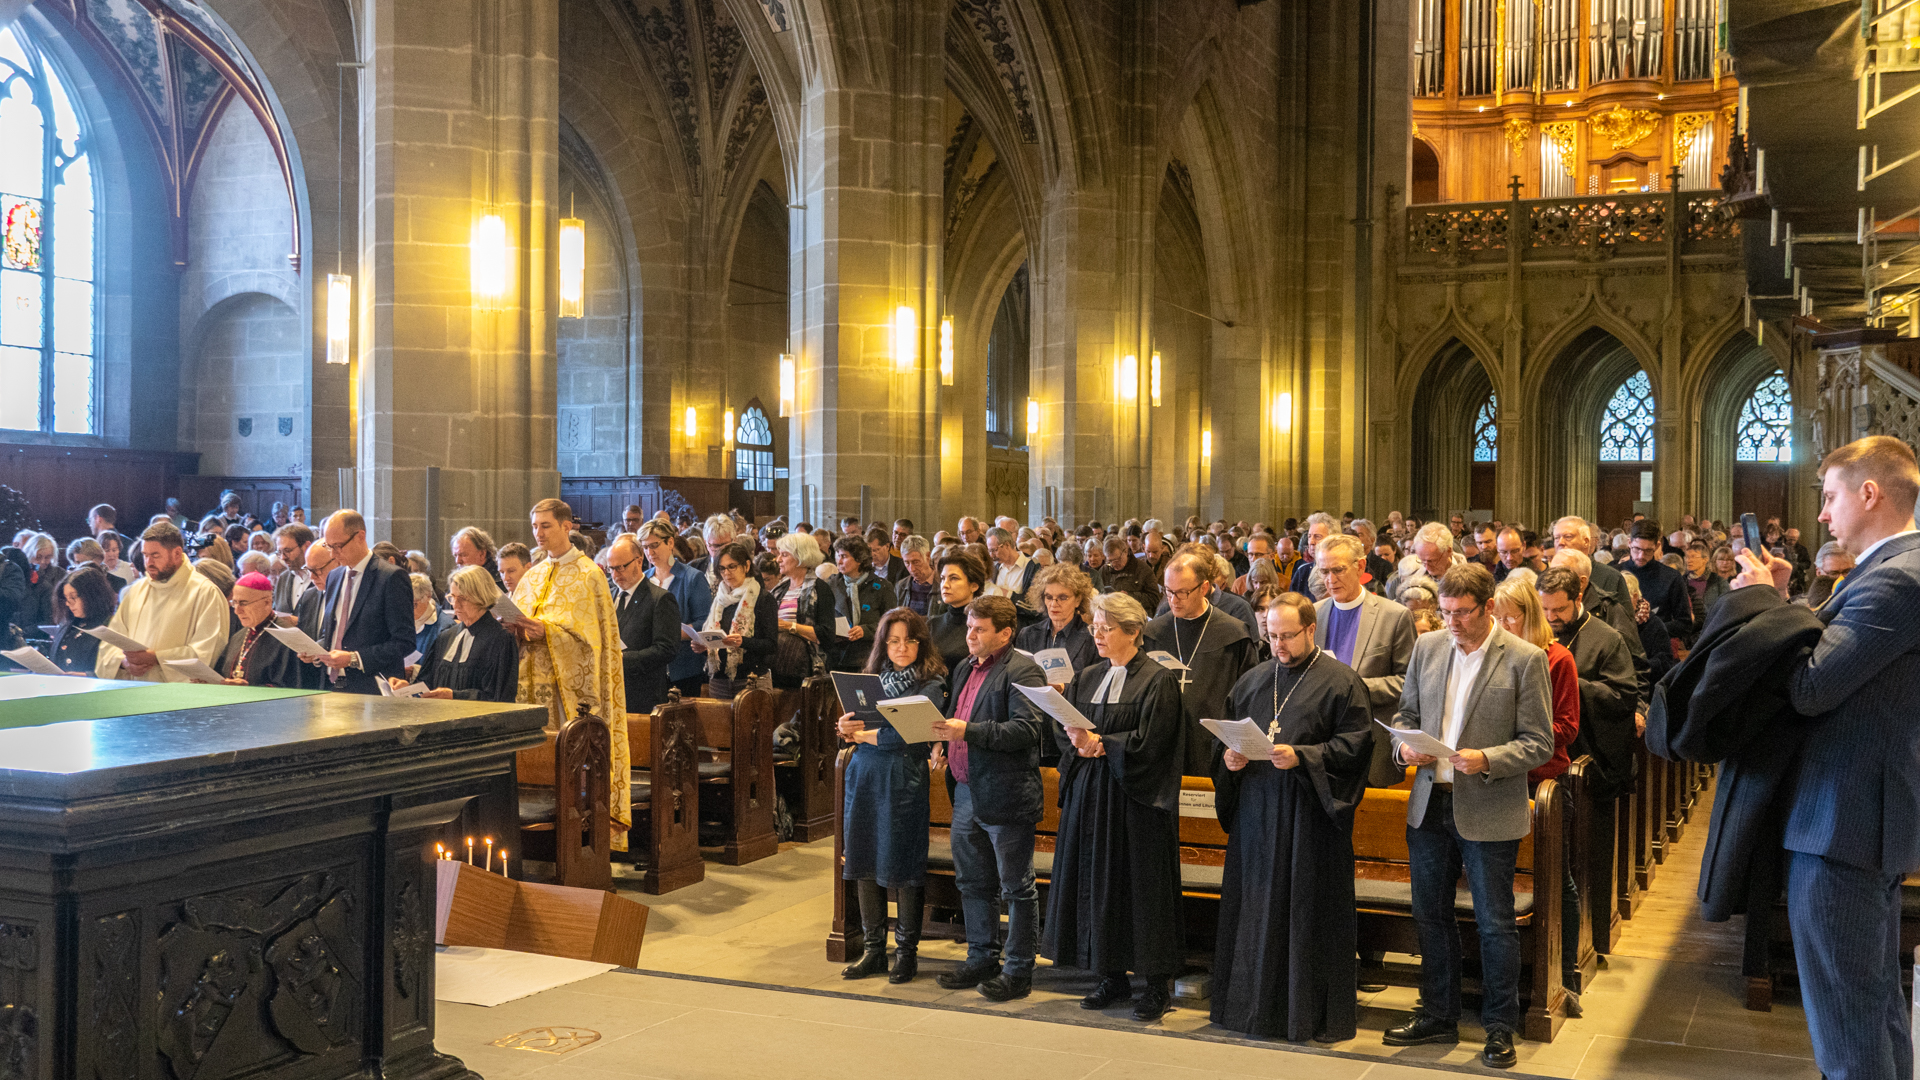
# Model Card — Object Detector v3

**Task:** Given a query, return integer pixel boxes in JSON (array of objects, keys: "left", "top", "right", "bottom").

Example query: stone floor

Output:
[{"left": 436, "top": 786, "right": 1825, "bottom": 1080}]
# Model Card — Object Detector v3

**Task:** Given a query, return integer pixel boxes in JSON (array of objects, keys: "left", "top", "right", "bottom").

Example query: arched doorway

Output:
[
  {"left": 1596, "top": 368, "right": 1657, "bottom": 529},
  {"left": 1411, "top": 138, "right": 1440, "bottom": 204},
  {"left": 1731, "top": 371, "right": 1793, "bottom": 524},
  {"left": 1531, "top": 326, "right": 1651, "bottom": 525},
  {"left": 1411, "top": 339, "right": 1495, "bottom": 519}
]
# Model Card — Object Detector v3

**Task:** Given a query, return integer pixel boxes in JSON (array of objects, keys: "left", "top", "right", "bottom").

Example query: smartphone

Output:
[{"left": 1740, "top": 512, "right": 1761, "bottom": 554}]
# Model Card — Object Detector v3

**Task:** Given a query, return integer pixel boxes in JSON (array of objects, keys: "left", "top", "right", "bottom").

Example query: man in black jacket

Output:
[
  {"left": 931, "top": 596, "right": 1047, "bottom": 1002},
  {"left": 305, "top": 509, "right": 416, "bottom": 694},
  {"left": 607, "top": 534, "right": 680, "bottom": 714},
  {"left": 1619, "top": 521, "right": 1695, "bottom": 642}
]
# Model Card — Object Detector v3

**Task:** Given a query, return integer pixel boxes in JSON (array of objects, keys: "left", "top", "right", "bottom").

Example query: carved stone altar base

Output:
[{"left": 0, "top": 692, "right": 547, "bottom": 1080}]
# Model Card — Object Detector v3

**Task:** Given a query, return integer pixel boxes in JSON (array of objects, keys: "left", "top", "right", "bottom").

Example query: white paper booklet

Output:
[
  {"left": 1145, "top": 649, "right": 1189, "bottom": 672},
  {"left": 1012, "top": 682, "right": 1096, "bottom": 730},
  {"left": 1032, "top": 648, "right": 1074, "bottom": 686},
  {"left": 873, "top": 695, "right": 946, "bottom": 743},
  {"left": 163, "top": 657, "right": 228, "bottom": 684},
  {"left": 265, "top": 625, "right": 329, "bottom": 657},
  {"left": 1201, "top": 717, "right": 1276, "bottom": 759},
  {"left": 1, "top": 646, "right": 63, "bottom": 676},
  {"left": 81, "top": 625, "right": 149, "bottom": 654},
  {"left": 1375, "top": 719, "right": 1456, "bottom": 759}
]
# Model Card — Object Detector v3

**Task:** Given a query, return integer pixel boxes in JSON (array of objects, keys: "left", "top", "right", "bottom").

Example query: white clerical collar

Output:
[
  {"left": 1333, "top": 594, "right": 1364, "bottom": 611},
  {"left": 1851, "top": 528, "right": 1920, "bottom": 566}
]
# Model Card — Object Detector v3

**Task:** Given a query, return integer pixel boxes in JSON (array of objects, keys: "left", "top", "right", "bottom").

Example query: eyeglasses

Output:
[
  {"left": 1089, "top": 622, "right": 1123, "bottom": 636},
  {"left": 1165, "top": 581, "right": 1208, "bottom": 602},
  {"left": 608, "top": 555, "right": 640, "bottom": 573},
  {"left": 1437, "top": 603, "right": 1484, "bottom": 623},
  {"left": 231, "top": 596, "right": 269, "bottom": 610},
  {"left": 1270, "top": 626, "right": 1311, "bottom": 643},
  {"left": 1319, "top": 561, "right": 1357, "bottom": 576}
]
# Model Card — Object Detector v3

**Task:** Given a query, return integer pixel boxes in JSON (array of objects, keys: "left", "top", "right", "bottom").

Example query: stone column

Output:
[
  {"left": 356, "top": 0, "right": 559, "bottom": 551},
  {"left": 786, "top": 0, "right": 945, "bottom": 528}
]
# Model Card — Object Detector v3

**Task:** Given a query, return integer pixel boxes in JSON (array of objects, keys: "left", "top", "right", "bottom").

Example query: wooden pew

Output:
[
  {"left": 775, "top": 676, "right": 839, "bottom": 842},
  {"left": 828, "top": 756, "right": 1575, "bottom": 1042},
  {"left": 517, "top": 704, "right": 614, "bottom": 891},
  {"left": 627, "top": 702, "right": 705, "bottom": 894},
  {"left": 684, "top": 679, "right": 778, "bottom": 865}
]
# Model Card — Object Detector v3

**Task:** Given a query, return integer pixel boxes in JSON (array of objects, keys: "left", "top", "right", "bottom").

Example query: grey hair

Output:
[
  {"left": 775, "top": 531, "right": 825, "bottom": 569},
  {"left": 1412, "top": 521, "right": 1456, "bottom": 553},
  {"left": 448, "top": 563, "right": 502, "bottom": 610},
  {"left": 703, "top": 513, "right": 737, "bottom": 542},
  {"left": 66, "top": 536, "right": 103, "bottom": 564},
  {"left": 237, "top": 551, "right": 273, "bottom": 577},
  {"left": 1316, "top": 533, "right": 1366, "bottom": 563},
  {"left": 1088, "top": 590, "right": 1149, "bottom": 637},
  {"left": 1304, "top": 512, "right": 1336, "bottom": 532},
  {"left": 985, "top": 527, "right": 1015, "bottom": 548},
  {"left": 408, "top": 571, "right": 435, "bottom": 604},
  {"left": 899, "top": 534, "right": 931, "bottom": 557},
  {"left": 1054, "top": 540, "right": 1083, "bottom": 565}
]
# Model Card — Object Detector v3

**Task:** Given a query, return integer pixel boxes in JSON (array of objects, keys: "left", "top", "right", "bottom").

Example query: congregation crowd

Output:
[{"left": 3, "top": 435, "right": 1912, "bottom": 1079}]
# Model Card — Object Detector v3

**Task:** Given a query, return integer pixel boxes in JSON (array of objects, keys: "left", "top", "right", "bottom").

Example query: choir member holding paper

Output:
[
  {"left": 1210, "top": 592, "right": 1373, "bottom": 1044},
  {"left": 834, "top": 608, "right": 949, "bottom": 985},
  {"left": 1043, "top": 591, "right": 1186, "bottom": 1022},
  {"left": 1014, "top": 563, "right": 1099, "bottom": 766}
]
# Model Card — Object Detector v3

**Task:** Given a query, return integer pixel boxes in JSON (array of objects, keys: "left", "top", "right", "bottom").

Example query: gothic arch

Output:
[
  {"left": 1691, "top": 330, "right": 1804, "bottom": 524},
  {"left": 1409, "top": 339, "right": 1498, "bottom": 519},
  {"left": 1528, "top": 326, "right": 1654, "bottom": 525},
  {"left": 945, "top": 164, "right": 1032, "bottom": 521},
  {"left": 1524, "top": 297, "right": 1660, "bottom": 404}
]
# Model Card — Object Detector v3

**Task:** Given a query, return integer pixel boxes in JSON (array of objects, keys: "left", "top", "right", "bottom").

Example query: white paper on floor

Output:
[{"left": 435, "top": 945, "right": 616, "bottom": 1007}]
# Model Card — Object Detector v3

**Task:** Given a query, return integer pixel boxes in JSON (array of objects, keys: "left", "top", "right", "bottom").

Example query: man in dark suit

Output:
[
  {"left": 302, "top": 509, "right": 415, "bottom": 694},
  {"left": 1552, "top": 516, "right": 1633, "bottom": 608},
  {"left": 930, "top": 595, "right": 1047, "bottom": 1002},
  {"left": 606, "top": 534, "right": 680, "bottom": 714},
  {"left": 1384, "top": 563, "right": 1552, "bottom": 1069},
  {"left": 291, "top": 541, "right": 335, "bottom": 639},
  {"left": 1736, "top": 435, "right": 1920, "bottom": 1080},
  {"left": 1619, "top": 520, "right": 1695, "bottom": 641},
  {"left": 270, "top": 523, "right": 317, "bottom": 616}
]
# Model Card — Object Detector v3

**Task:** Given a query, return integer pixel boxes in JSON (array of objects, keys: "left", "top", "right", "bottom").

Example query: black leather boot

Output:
[
  {"left": 889, "top": 886, "right": 923, "bottom": 983},
  {"left": 842, "top": 879, "right": 889, "bottom": 979}
]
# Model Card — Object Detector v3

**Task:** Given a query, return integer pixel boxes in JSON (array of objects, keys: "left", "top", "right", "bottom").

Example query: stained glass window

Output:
[
  {"left": 1598, "top": 369, "right": 1656, "bottom": 462},
  {"left": 1736, "top": 372, "right": 1792, "bottom": 463},
  {"left": 1473, "top": 394, "right": 1498, "bottom": 462},
  {"left": 735, "top": 405, "right": 775, "bottom": 491},
  {"left": 0, "top": 24, "right": 94, "bottom": 434}
]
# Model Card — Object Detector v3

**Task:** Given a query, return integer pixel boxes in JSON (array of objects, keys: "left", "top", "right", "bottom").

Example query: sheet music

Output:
[
  {"left": 2, "top": 646, "right": 63, "bottom": 676},
  {"left": 265, "top": 625, "right": 329, "bottom": 657},
  {"left": 81, "top": 625, "right": 150, "bottom": 654},
  {"left": 1201, "top": 718, "right": 1277, "bottom": 759},
  {"left": 874, "top": 695, "right": 946, "bottom": 743},
  {"left": 163, "top": 658, "right": 228, "bottom": 684},
  {"left": 1012, "top": 682, "right": 1096, "bottom": 730},
  {"left": 1375, "top": 719, "right": 1456, "bottom": 759}
]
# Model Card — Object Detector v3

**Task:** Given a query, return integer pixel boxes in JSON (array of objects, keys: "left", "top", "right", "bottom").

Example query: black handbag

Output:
[{"left": 773, "top": 580, "right": 823, "bottom": 680}]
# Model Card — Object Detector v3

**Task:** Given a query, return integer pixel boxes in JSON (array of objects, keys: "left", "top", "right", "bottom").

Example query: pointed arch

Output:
[{"left": 1408, "top": 338, "right": 1499, "bottom": 519}]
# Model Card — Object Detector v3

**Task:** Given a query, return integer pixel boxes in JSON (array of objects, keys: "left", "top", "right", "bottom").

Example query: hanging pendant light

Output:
[
  {"left": 1149, "top": 351, "right": 1162, "bottom": 407},
  {"left": 471, "top": 214, "right": 508, "bottom": 301},
  {"left": 1118, "top": 354, "right": 1138, "bottom": 401},
  {"left": 939, "top": 317, "right": 954, "bottom": 385},
  {"left": 893, "top": 306, "right": 917, "bottom": 371},
  {"left": 326, "top": 273, "right": 351, "bottom": 365},
  {"left": 723, "top": 407, "right": 735, "bottom": 451},
  {"left": 778, "top": 353, "right": 796, "bottom": 418},
  {"left": 683, "top": 405, "right": 698, "bottom": 449},
  {"left": 1026, "top": 397, "right": 1040, "bottom": 437},
  {"left": 558, "top": 213, "right": 585, "bottom": 318}
]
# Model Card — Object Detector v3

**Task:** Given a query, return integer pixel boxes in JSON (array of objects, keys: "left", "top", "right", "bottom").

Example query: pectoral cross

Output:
[
  {"left": 1266, "top": 719, "right": 1282, "bottom": 741},
  {"left": 1178, "top": 668, "right": 1193, "bottom": 693}
]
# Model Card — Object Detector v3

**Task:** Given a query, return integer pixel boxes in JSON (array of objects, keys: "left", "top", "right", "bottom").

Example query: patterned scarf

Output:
[{"left": 702, "top": 576, "right": 760, "bottom": 678}]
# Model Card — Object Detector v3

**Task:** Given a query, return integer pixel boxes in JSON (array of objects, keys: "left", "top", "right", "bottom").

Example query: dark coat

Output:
[
  {"left": 770, "top": 575, "right": 836, "bottom": 689},
  {"left": 1557, "top": 610, "right": 1643, "bottom": 802},
  {"left": 49, "top": 620, "right": 101, "bottom": 674},
  {"left": 316, "top": 556, "right": 417, "bottom": 694},
  {"left": 1622, "top": 558, "right": 1695, "bottom": 637},
  {"left": 617, "top": 580, "right": 681, "bottom": 713},
  {"left": 709, "top": 588, "right": 778, "bottom": 678},
  {"left": 943, "top": 648, "right": 1048, "bottom": 827},
  {"left": 926, "top": 603, "right": 972, "bottom": 680},
  {"left": 422, "top": 613, "right": 521, "bottom": 703},
  {"left": 0, "top": 552, "right": 28, "bottom": 635},
  {"left": 828, "top": 574, "right": 895, "bottom": 671},
  {"left": 842, "top": 671, "right": 947, "bottom": 887},
  {"left": 1646, "top": 583, "right": 1822, "bottom": 921},
  {"left": 217, "top": 625, "right": 321, "bottom": 689}
]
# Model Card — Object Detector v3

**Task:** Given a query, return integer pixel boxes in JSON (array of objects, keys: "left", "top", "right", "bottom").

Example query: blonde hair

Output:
[
  {"left": 1821, "top": 434, "right": 1920, "bottom": 507},
  {"left": 1490, "top": 579, "right": 1554, "bottom": 651},
  {"left": 1030, "top": 562, "right": 1094, "bottom": 620},
  {"left": 448, "top": 564, "right": 502, "bottom": 610}
]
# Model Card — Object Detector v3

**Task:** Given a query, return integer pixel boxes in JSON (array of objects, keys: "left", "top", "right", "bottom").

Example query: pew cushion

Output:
[
  {"left": 624, "top": 774, "right": 653, "bottom": 806},
  {"left": 698, "top": 760, "right": 732, "bottom": 781},
  {"left": 1355, "top": 877, "right": 1535, "bottom": 918}
]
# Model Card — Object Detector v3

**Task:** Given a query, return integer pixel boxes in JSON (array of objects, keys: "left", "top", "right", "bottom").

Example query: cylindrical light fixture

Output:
[
  {"left": 723, "top": 407, "right": 735, "bottom": 450},
  {"left": 1200, "top": 429, "right": 1213, "bottom": 458},
  {"left": 893, "top": 305, "right": 917, "bottom": 371},
  {"left": 683, "top": 405, "right": 698, "bottom": 449},
  {"left": 1149, "top": 351, "right": 1161, "bottom": 407},
  {"left": 1273, "top": 391, "right": 1293, "bottom": 433},
  {"left": 1026, "top": 397, "right": 1040, "bottom": 437},
  {"left": 778, "top": 353, "right": 796, "bottom": 417},
  {"left": 470, "top": 214, "right": 508, "bottom": 301},
  {"left": 558, "top": 216, "right": 585, "bottom": 318},
  {"left": 325, "top": 273, "right": 351, "bottom": 365},
  {"left": 1118, "top": 354, "right": 1138, "bottom": 400},
  {"left": 939, "top": 317, "right": 954, "bottom": 385}
]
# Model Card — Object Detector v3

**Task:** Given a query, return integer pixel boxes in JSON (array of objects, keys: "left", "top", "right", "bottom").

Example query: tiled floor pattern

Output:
[{"left": 437, "top": 781, "right": 1822, "bottom": 1079}]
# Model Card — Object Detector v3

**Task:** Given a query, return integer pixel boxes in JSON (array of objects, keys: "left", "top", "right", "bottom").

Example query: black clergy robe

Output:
[
  {"left": 1555, "top": 611, "right": 1639, "bottom": 801},
  {"left": 1041, "top": 651, "right": 1186, "bottom": 978},
  {"left": 422, "top": 613, "right": 522, "bottom": 703},
  {"left": 216, "top": 625, "right": 321, "bottom": 689},
  {"left": 1143, "top": 605, "right": 1261, "bottom": 774},
  {"left": 1209, "top": 650, "right": 1372, "bottom": 1043}
]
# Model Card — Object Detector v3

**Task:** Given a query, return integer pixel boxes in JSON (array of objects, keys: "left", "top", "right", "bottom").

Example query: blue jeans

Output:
[
  {"left": 1407, "top": 789, "right": 1523, "bottom": 1035},
  {"left": 948, "top": 781, "right": 1038, "bottom": 977}
]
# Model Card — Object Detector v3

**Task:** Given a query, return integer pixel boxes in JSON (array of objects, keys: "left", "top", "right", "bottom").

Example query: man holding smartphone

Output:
[{"left": 1732, "top": 435, "right": 1920, "bottom": 1080}]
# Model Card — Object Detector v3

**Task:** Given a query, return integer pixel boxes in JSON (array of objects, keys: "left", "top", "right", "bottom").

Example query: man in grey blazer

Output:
[
  {"left": 1736, "top": 435, "right": 1920, "bottom": 1080},
  {"left": 1381, "top": 562, "right": 1552, "bottom": 1069},
  {"left": 1313, "top": 533, "right": 1416, "bottom": 787}
]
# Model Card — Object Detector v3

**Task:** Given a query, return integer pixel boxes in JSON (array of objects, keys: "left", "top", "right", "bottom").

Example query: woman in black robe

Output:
[
  {"left": 1210, "top": 593, "right": 1372, "bottom": 1043},
  {"left": 834, "top": 607, "right": 948, "bottom": 984},
  {"left": 414, "top": 565, "right": 521, "bottom": 702},
  {"left": 1043, "top": 590, "right": 1186, "bottom": 1021},
  {"left": 217, "top": 572, "right": 318, "bottom": 689},
  {"left": 47, "top": 565, "right": 117, "bottom": 674}
]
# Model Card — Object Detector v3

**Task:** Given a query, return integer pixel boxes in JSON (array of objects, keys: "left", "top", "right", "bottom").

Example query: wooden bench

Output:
[
  {"left": 517, "top": 704, "right": 614, "bottom": 891},
  {"left": 626, "top": 703, "right": 705, "bottom": 894},
  {"left": 827, "top": 754, "right": 1576, "bottom": 1041},
  {"left": 773, "top": 676, "right": 839, "bottom": 842},
  {"left": 677, "top": 679, "right": 778, "bottom": 865}
]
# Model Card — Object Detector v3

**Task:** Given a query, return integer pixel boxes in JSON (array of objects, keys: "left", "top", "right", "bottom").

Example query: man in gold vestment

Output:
[{"left": 511, "top": 498, "right": 631, "bottom": 851}]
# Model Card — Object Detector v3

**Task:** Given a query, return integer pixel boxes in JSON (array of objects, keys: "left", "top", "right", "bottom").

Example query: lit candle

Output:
[
  {"left": 466, "top": 836, "right": 475, "bottom": 865},
  {"left": 435, "top": 843, "right": 444, "bottom": 861},
  {"left": 498, "top": 849, "right": 508, "bottom": 877},
  {"left": 484, "top": 836, "right": 495, "bottom": 874}
]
